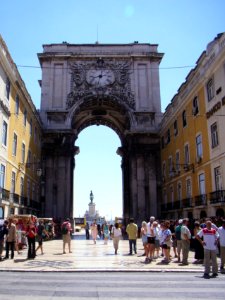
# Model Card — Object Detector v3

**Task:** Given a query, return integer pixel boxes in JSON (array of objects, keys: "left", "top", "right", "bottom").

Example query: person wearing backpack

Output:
[
  {"left": 175, "top": 219, "right": 183, "bottom": 263},
  {"left": 61, "top": 218, "right": 72, "bottom": 254},
  {"left": 35, "top": 220, "right": 49, "bottom": 255}
]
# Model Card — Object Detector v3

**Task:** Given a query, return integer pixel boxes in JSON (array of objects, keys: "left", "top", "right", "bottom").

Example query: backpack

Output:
[
  {"left": 62, "top": 224, "right": 68, "bottom": 235},
  {"left": 175, "top": 225, "right": 182, "bottom": 240}
]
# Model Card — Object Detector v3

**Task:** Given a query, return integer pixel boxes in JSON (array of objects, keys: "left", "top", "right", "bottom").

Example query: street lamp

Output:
[{"left": 18, "top": 162, "right": 43, "bottom": 177}]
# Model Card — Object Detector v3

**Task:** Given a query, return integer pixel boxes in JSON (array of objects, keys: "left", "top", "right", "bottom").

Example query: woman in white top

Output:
[{"left": 112, "top": 223, "right": 122, "bottom": 254}]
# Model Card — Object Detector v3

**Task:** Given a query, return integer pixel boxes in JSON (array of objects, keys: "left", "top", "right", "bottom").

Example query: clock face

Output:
[{"left": 86, "top": 69, "right": 115, "bottom": 87}]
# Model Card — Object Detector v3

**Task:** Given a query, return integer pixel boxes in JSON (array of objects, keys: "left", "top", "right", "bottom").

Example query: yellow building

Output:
[
  {"left": 160, "top": 33, "right": 225, "bottom": 220},
  {"left": 0, "top": 35, "right": 42, "bottom": 219}
]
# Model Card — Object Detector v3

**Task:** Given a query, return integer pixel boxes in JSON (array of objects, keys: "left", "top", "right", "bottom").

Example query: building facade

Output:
[
  {"left": 0, "top": 35, "right": 42, "bottom": 219},
  {"left": 160, "top": 33, "right": 225, "bottom": 220}
]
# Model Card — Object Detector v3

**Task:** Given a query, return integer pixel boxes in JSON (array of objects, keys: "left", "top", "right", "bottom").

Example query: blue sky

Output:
[{"left": 1, "top": 1, "right": 225, "bottom": 219}]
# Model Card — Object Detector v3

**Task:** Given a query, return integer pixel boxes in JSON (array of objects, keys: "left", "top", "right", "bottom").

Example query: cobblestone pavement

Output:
[{"left": 0, "top": 234, "right": 221, "bottom": 273}]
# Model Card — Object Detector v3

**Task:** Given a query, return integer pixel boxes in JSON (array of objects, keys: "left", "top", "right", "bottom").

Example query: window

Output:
[
  {"left": 162, "top": 162, "right": 166, "bottom": 180},
  {"left": 211, "top": 122, "right": 219, "bottom": 148},
  {"left": 177, "top": 182, "right": 182, "bottom": 201},
  {"left": 186, "top": 179, "right": 192, "bottom": 198},
  {"left": 0, "top": 164, "right": 6, "bottom": 188},
  {"left": 15, "top": 95, "right": 19, "bottom": 115},
  {"left": 21, "top": 143, "right": 25, "bottom": 163},
  {"left": 175, "top": 151, "right": 180, "bottom": 172},
  {"left": 27, "top": 180, "right": 30, "bottom": 203},
  {"left": 174, "top": 120, "right": 178, "bottom": 136},
  {"left": 184, "top": 144, "right": 190, "bottom": 164},
  {"left": 166, "top": 129, "right": 170, "bottom": 144},
  {"left": 214, "top": 167, "right": 222, "bottom": 191},
  {"left": 199, "top": 173, "right": 206, "bottom": 195},
  {"left": 170, "top": 186, "right": 174, "bottom": 205},
  {"left": 11, "top": 171, "right": 16, "bottom": 193},
  {"left": 23, "top": 109, "right": 27, "bottom": 126},
  {"left": 2, "top": 121, "right": 8, "bottom": 146},
  {"left": 34, "top": 127, "right": 37, "bottom": 143},
  {"left": 182, "top": 110, "right": 187, "bottom": 127},
  {"left": 20, "top": 177, "right": 24, "bottom": 197},
  {"left": 12, "top": 133, "right": 17, "bottom": 156},
  {"left": 192, "top": 96, "right": 199, "bottom": 115},
  {"left": 168, "top": 156, "right": 173, "bottom": 176},
  {"left": 28, "top": 150, "right": 31, "bottom": 167},
  {"left": 32, "top": 183, "right": 35, "bottom": 202},
  {"left": 30, "top": 118, "right": 33, "bottom": 136},
  {"left": 207, "top": 78, "right": 214, "bottom": 101},
  {"left": 6, "top": 77, "right": 10, "bottom": 100},
  {"left": 196, "top": 134, "right": 203, "bottom": 158}
]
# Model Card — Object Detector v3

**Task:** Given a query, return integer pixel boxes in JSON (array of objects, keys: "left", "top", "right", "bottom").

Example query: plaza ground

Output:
[{"left": 1, "top": 231, "right": 222, "bottom": 273}]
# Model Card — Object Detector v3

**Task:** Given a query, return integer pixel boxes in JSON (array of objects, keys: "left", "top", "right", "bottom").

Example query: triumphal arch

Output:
[{"left": 38, "top": 42, "right": 163, "bottom": 225}]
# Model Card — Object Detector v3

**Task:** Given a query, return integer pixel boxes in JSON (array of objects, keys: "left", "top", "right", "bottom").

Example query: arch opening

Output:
[{"left": 73, "top": 125, "right": 122, "bottom": 222}]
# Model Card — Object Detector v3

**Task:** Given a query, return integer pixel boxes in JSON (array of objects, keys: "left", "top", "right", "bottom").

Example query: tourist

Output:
[
  {"left": 160, "top": 220, "right": 172, "bottom": 264},
  {"left": 4, "top": 218, "right": 16, "bottom": 260},
  {"left": 36, "top": 220, "right": 49, "bottom": 255},
  {"left": 103, "top": 222, "right": 109, "bottom": 244},
  {"left": 193, "top": 221, "right": 204, "bottom": 264},
  {"left": 85, "top": 222, "right": 90, "bottom": 240},
  {"left": 174, "top": 219, "right": 183, "bottom": 263},
  {"left": 0, "top": 220, "right": 8, "bottom": 260},
  {"left": 153, "top": 221, "right": 160, "bottom": 259},
  {"left": 90, "top": 219, "right": 98, "bottom": 244},
  {"left": 146, "top": 216, "right": 155, "bottom": 261},
  {"left": 180, "top": 218, "right": 191, "bottom": 265},
  {"left": 196, "top": 220, "right": 219, "bottom": 278},
  {"left": 111, "top": 222, "right": 122, "bottom": 254},
  {"left": 126, "top": 218, "right": 138, "bottom": 255},
  {"left": 218, "top": 219, "right": 225, "bottom": 271},
  {"left": 141, "top": 221, "right": 148, "bottom": 260},
  {"left": 26, "top": 221, "right": 37, "bottom": 259},
  {"left": 61, "top": 218, "right": 72, "bottom": 254}
]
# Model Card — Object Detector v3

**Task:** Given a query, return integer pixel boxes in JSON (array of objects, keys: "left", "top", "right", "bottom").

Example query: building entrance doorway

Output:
[{"left": 38, "top": 42, "right": 163, "bottom": 225}]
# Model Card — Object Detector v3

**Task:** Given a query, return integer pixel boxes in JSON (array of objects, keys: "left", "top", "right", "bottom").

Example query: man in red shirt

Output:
[{"left": 196, "top": 220, "right": 219, "bottom": 278}]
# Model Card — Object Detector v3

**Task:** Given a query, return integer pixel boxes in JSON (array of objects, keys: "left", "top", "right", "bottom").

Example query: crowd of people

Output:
[
  {"left": 131, "top": 216, "right": 225, "bottom": 278},
  {"left": 1, "top": 215, "right": 225, "bottom": 279},
  {"left": 0, "top": 217, "right": 53, "bottom": 261}
]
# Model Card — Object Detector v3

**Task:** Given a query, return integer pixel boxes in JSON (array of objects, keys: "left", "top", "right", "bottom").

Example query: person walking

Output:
[
  {"left": 103, "top": 222, "right": 110, "bottom": 244},
  {"left": 126, "top": 218, "right": 138, "bottom": 255},
  {"left": 35, "top": 220, "right": 49, "bottom": 255},
  {"left": 196, "top": 219, "right": 219, "bottom": 278},
  {"left": 85, "top": 222, "right": 90, "bottom": 240},
  {"left": 26, "top": 221, "right": 37, "bottom": 259},
  {"left": 218, "top": 219, "right": 225, "bottom": 271},
  {"left": 61, "top": 218, "right": 72, "bottom": 254},
  {"left": 111, "top": 222, "right": 122, "bottom": 254},
  {"left": 4, "top": 218, "right": 16, "bottom": 260},
  {"left": 180, "top": 218, "right": 191, "bottom": 265},
  {"left": 90, "top": 219, "right": 98, "bottom": 244},
  {"left": 0, "top": 220, "right": 8, "bottom": 260},
  {"left": 175, "top": 219, "right": 183, "bottom": 263}
]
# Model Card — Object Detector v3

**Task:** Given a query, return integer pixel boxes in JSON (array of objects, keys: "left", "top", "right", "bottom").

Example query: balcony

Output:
[
  {"left": 182, "top": 198, "right": 193, "bottom": 208},
  {"left": 209, "top": 190, "right": 225, "bottom": 204},
  {"left": 10, "top": 193, "right": 20, "bottom": 204},
  {"left": 1, "top": 188, "right": 10, "bottom": 201},
  {"left": 195, "top": 194, "right": 207, "bottom": 206}
]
